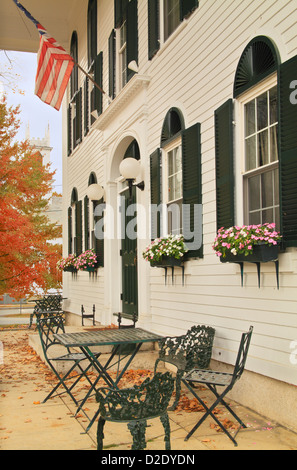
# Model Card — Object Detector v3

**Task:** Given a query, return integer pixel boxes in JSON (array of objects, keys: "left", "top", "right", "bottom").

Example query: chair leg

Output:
[
  {"left": 160, "top": 412, "right": 171, "bottom": 450},
  {"left": 169, "top": 370, "right": 184, "bottom": 411},
  {"left": 127, "top": 420, "right": 148, "bottom": 450},
  {"left": 97, "top": 417, "right": 106, "bottom": 450}
]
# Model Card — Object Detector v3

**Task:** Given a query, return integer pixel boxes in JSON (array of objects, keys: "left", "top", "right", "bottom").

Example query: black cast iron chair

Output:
[
  {"left": 182, "top": 325, "right": 254, "bottom": 446},
  {"left": 29, "top": 294, "right": 64, "bottom": 328},
  {"left": 96, "top": 372, "right": 175, "bottom": 450},
  {"left": 36, "top": 316, "right": 101, "bottom": 410},
  {"left": 154, "top": 325, "right": 215, "bottom": 410}
]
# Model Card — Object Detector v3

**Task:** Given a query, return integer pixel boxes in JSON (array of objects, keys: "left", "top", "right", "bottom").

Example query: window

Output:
[
  {"left": 164, "top": 138, "right": 183, "bottom": 234},
  {"left": 119, "top": 20, "right": 128, "bottom": 89},
  {"left": 148, "top": 0, "right": 198, "bottom": 59},
  {"left": 113, "top": 0, "right": 138, "bottom": 94},
  {"left": 242, "top": 82, "right": 279, "bottom": 228},
  {"left": 150, "top": 109, "right": 203, "bottom": 257},
  {"left": 164, "top": 0, "right": 180, "bottom": 41}
]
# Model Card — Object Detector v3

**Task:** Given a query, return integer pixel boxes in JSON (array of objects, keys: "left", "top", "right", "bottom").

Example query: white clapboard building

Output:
[{"left": 2, "top": 0, "right": 297, "bottom": 432}]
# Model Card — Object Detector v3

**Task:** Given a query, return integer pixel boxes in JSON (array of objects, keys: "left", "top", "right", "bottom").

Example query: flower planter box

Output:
[
  {"left": 220, "top": 244, "right": 279, "bottom": 288},
  {"left": 220, "top": 244, "right": 279, "bottom": 264},
  {"left": 63, "top": 266, "right": 77, "bottom": 273},
  {"left": 150, "top": 257, "right": 184, "bottom": 286},
  {"left": 150, "top": 257, "right": 183, "bottom": 268}
]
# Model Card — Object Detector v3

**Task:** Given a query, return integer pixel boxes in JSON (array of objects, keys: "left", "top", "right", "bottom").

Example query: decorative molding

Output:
[{"left": 93, "top": 75, "right": 151, "bottom": 131}]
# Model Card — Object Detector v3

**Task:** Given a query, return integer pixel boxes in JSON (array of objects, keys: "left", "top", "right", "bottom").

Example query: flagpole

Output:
[{"left": 74, "top": 62, "right": 106, "bottom": 95}]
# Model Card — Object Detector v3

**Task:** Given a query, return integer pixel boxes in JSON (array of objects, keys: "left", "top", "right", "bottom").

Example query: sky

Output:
[{"left": 0, "top": 50, "right": 63, "bottom": 192}]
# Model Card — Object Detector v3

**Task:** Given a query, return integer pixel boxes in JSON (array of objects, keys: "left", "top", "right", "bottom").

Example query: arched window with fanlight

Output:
[
  {"left": 215, "top": 36, "right": 297, "bottom": 248},
  {"left": 150, "top": 107, "right": 203, "bottom": 258},
  {"left": 68, "top": 188, "right": 82, "bottom": 256}
]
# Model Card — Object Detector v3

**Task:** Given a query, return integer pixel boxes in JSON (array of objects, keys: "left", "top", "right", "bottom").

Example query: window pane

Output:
[
  {"left": 269, "top": 86, "right": 278, "bottom": 124},
  {"left": 261, "top": 171, "right": 273, "bottom": 209},
  {"left": 164, "top": 0, "right": 180, "bottom": 40},
  {"left": 248, "top": 175, "right": 260, "bottom": 211},
  {"left": 270, "top": 124, "right": 278, "bottom": 162},
  {"left": 258, "top": 129, "right": 268, "bottom": 166},
  {"left": 249, "top": 211, "right": 261, "bottom": 225},
  {"left": 245, "top": 135, "right": 256, "bottom": 170},
  {"left": 257, "top": 92, "right": 268, "bottom": 131},
  {"left": 245, "top": 99, "right": 256, "bottom": 136},
  {"left": 262, "top": 208, "right": 273, "bottom": 224}
]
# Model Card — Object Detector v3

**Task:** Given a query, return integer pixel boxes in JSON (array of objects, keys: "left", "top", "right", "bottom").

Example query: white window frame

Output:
[
  {"left": 162, "top": 136, "right": 183, "bottom": 235},
  {"left": 159, "top": 0, "right": 182, "bottom": 47},
  {"left": 236, "top": 74, "right": 279, "bottom": 228}
]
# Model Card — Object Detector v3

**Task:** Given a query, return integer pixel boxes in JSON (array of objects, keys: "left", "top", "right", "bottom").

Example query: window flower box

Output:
[{"left": 213, "top": 224, "right": 282, "bottom": 288}]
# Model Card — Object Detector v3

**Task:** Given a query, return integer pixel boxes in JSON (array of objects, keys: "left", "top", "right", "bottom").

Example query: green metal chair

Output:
[
  {"left": 154, "top": 325, "right": 215, "bottom": 410},
  {"left": 182, "top": 326, "right": 254, "bottom": 446},
  {"left": 29, "top": 294, "right": 64, "bottom": 328},
  {"left": 96, "top": 372, "right": 175, "bottom": 450},
  {"left": 36, "top": 316, "right": 101, "bottom": 409}
]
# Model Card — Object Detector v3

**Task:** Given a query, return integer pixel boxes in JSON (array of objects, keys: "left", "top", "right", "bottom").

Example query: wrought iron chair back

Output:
[
  {"left": 155, "top": 325, "right": 215, "bottom": 410},
  {"left": 37, "top": 315, "right": 66, "bottom": 357},
  {"left": 96, "top": 372, "right": 175, "bottom": 450},
  {"left": 182, "top": 326, "right": 254, "bottom": 446}
]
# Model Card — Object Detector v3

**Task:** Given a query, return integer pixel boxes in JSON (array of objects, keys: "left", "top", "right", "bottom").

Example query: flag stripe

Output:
[{"left": 13, "top": 1, "right": 74, "bottom": 111}]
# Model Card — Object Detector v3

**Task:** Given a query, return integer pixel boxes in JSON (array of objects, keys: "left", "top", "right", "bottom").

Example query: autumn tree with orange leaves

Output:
[{"left": 0, "top": 98, "right": 62, "bottom": 299}]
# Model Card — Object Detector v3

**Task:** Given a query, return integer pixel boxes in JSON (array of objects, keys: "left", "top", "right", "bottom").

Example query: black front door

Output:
[{"left": 121, "top": 187, "right": 138, "bottom": 318}]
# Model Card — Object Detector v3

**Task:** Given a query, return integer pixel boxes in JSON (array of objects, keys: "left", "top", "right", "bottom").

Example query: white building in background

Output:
[{"left": 2, "top": 0, "right": 297, "bottom": 435}]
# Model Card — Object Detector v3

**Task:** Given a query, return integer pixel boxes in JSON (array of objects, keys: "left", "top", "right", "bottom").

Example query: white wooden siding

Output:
[{"left": 63, "top": 0, "right": 297, "bottom": 386}]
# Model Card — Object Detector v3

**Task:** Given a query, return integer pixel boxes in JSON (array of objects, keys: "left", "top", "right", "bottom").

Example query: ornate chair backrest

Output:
[{"left": 97, "top": 372, "right": 174, "bottom": 421}]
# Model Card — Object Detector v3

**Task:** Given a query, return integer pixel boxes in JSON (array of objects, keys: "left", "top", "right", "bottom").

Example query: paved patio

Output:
[{"left": 1, "top": 328, "right": 297, "bottom": 451}]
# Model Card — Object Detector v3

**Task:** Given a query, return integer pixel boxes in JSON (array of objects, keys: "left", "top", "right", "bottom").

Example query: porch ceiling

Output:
[{"left": 0, "top": 0, "right": 79, "bottom": 53}]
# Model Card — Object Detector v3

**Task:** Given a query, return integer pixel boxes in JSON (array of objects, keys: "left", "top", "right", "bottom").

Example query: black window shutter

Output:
[
  {"left": 214, "top": 99, "right": 234, "bottom": 231},
  {"left": 127, "top": 0, "right": 138, "bottom": 82},
  {"left": 84, "top": 78, "right": 89, "bottom": 136},
  {"left": 180, "top": 0, "right": 199, "bottom": 20},
  {"left": 94, "top": 200, "right": 104, "bottom": 267},
  {"left": 108, "top": 30, "right": 116, "bottom": 99},
  {"left": 148, "top": 0, "right": 160, "bottom": 60},
  {"left": 75, "top": 200, "right": 83, "bottom": 256},
  {"left": 68, "top": 207, "right": 72, "bottom": 255},
  {"left": 150, "top": 148, "right": 162, "bottom": 239},
  {"left": 182, "top": 123, "right": 203, "bottom": 258},
  {"left": 94, "top": 52, "right": 103, "bottom": 115},
  {"left": 279, "top": 54, "right": 297, "bottom": 248},
  {"left": 115, "top": 0, "right": 129, "bottom": 28},
  {"left": 75, "top": 87, "right": 82, "bottom": 144},
  {"left": 84, "top": 196, "right": 90, "bottom": 251},
  {"left": 67, "top": 104, "right": 72, "bottom": 156}
]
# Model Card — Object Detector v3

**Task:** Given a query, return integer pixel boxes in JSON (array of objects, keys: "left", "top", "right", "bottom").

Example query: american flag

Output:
[{"left": 12, "top": 0, "right": 74, "bottom": 111}]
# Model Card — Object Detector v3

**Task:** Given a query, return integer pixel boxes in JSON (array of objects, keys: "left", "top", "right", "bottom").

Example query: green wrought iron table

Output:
[{"left": 54, "top": 327, "right": 164, "bottom": 432}]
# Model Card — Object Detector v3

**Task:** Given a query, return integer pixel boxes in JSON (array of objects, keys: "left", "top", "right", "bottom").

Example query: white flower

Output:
[{"left": 231, "top": 248, "right": 237, "bottom": 255}]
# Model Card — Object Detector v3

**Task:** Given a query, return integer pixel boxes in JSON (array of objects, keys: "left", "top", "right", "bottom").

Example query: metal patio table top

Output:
[{"left": 54, "top": 327, "right": 164, "bottom": 348}]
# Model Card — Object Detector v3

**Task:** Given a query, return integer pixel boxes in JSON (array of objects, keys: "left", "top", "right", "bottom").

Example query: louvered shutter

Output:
[
  {"left": 68, "top": 207, "right": 72, "bottom": 255},
  {"left": 94, "top": 200, "right": 104, "bottom": 267},
  {"left": 150, "top": 148, "right": 162, "bottom": 239},
  {"left": 84, "top": 78, "right": 89, "bottom": 136},
  {"left": 75, "top": 200, "right": 83, "bottom": 256},
  {"left": 108, "top": 30, "right": 116, "bottom": 99},
  {"left": 127, "top": 0, "right": 138, "bottom": 82},
  {"left": 279, "top": 54, "right": 297, "bottom": 247},
  {"left": 214, "top": 99, "right": 234, "bottom": 231},
  {"left": 67, "top": 104, "right": 72, "bottom": 156},
  {"left": 84, "top": 196, "right": 90, "bottom": 251},
  {"left": 94, "top": 52, "right": 103, "bottom": 116},
  {"left": 182, "top": 123, "right": 203, "bottom": 258},
  {"left": 148, "top": 0, "right": 160, "bottom": 60},
  {"left": 180, "top": 0, "right": 199, "bottom": 20},
  {"left": 75, "top": 87, "right": 82, "bottom": 145}
]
